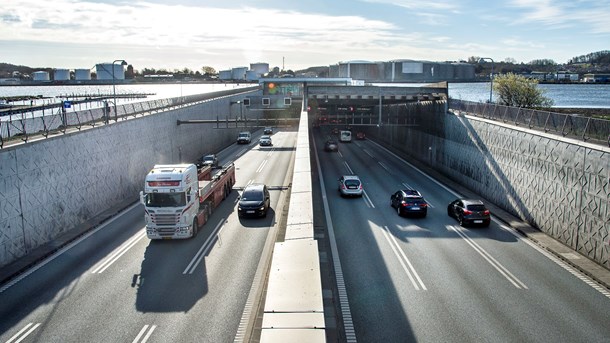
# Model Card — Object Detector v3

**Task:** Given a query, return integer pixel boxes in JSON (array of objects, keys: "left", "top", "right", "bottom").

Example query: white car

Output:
[
  {"left": 338, "top": 175, "right": 363, "bottom": 197},
  {"left": 259, "top": 135, "right": 272, "bottom": 146}
]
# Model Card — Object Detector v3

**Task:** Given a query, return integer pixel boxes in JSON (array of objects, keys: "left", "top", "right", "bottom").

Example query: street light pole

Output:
[
  {"left": 112, "top": 59, "right": 128, "bottom": 122},
  {"left": 479, "top": 57, "right": 494, "bottom": 103}
]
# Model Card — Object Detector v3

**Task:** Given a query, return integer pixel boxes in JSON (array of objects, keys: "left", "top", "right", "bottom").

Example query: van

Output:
[
  {"left": 237, "top": 131, "right": 251, "bottom": 144},
  {"left": 340, "top": 130, "right": 352, "bottom": 142}
]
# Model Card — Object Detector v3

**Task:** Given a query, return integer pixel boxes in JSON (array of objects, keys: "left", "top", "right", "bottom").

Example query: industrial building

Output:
[
  {"left": 54, "top": 69, "right": 70, "bottom": 81},
  {"left": 74, "top": 69, "right": 91, "bottom": 80},
  {"left": 32, "top": 71, "right": 50, "bottom": 81},
  {"left": 330, "top": 60, "right": 476, "bottom": 82}
]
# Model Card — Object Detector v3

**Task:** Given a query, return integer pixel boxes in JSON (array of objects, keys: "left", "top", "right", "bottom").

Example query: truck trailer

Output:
[{"left": 140, "top": 163, "right": 235, "bottom": 239}]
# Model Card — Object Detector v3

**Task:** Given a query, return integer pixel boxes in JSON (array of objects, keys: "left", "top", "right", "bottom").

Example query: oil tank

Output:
[
  {"left": 95, "top": 63, "right": 125, "bottom": 80},
  {"left": 245, "top": 70, "right": 259, "bottom": 81},
  {"left": 54, "top": 69, "right": 70, "bottom": 81},
  {"left": 74, "top": 69, "right": 91, "bottom": 80},
  {"left": 231, "top": 67, "right": 248, "bottom": 80},
  {"left": 32, "top": 71, "right": 50, "bottom": 81},
  {"left": 218, "top": 70, "right": 232, "bottom": 80}
]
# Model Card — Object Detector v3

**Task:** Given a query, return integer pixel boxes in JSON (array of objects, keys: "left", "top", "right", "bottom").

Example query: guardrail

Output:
[
  {"left": 448, "top": 99, "right": 610, "bottom": 147},
  {"left": 0, "top": 87, "right": 258, "bottom": 148}
]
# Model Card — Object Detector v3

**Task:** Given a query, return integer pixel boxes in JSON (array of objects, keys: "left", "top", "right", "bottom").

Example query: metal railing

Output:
[
  {"left": 0, "top": 86, "right": 258, "bottom": 148},
  {"left": 448, "top": 99, "right": 610, "bottom": 147}
]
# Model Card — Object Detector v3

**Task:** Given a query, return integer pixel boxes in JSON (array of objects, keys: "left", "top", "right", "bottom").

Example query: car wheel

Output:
[{"left": 458, "top": 215, "right": 465, "bottom": 226}]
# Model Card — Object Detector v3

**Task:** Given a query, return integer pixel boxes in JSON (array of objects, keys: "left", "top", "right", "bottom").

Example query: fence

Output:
[
  {"left": 0, "top": 86, "right": 258, "bottom": 148},
  {"left": 448, "top": 99, "right": 610, "bottom": 147}
]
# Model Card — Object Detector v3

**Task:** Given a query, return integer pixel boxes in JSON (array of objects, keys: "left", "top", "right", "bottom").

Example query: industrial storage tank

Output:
[
  {"left": 95, "top": 63, "right": 125, "bottom": 80},
  {"left": 218, "top": 70, "right": 232, "bottom": 80},
  {"left": 245, "top": 70, "right": 259, "bottom": 81},
  {"left": 231, "top": 67, "right": 248, "bottom": 80},
  {"left": 74, "top": 69, "right": 91, "bottom": 80},
  {"left": 250, "top": 63, "right": 269, "bottom": 76},
  {"left": 54, "top": 69, "right": 70, "bottom": 81},
  {"left": 335, "top": 60, "right": 383, "bottom": 81},
  {"left": 32, "top": 71, "right": 50, "bottom": 81}
]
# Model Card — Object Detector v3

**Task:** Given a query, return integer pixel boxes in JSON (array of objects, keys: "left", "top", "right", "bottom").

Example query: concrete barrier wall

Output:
[
  {"left": 372, "top": 103, "right": 610, "bottom": 269},
  {"left": 0, "top": 96, "right": 247, "bottom": 268}
]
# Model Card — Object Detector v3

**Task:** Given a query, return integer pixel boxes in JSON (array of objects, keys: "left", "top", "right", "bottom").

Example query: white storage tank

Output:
[
  {"left": 245, "top": 70, "right": 259, "bottom": 81},
  {"left": 32, "top": 71, "right": 50, "bottom": 81},
  {"left": 250, "top": 62, "right": 269, "bottom": 76},
  {"left": 74, "top": 69, "right": 91, "bottom": 80},
  {"left": 54, "top": 69, "right": 70, "bottom": 81},
  {"left": 95, "top": 63, "right": 125, "bottom": 80}
]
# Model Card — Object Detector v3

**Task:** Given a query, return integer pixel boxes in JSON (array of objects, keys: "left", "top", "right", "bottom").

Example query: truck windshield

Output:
[{"left": 146, "top": 192, "right": 186, "bottom": 207}]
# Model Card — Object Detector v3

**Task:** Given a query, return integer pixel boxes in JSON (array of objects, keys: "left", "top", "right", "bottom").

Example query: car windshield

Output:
[
  {"left": 145, "top": 192, "right": 186, "bottom": 207},
  {"left": 242, "top": 190, "right": 263, "bottom": 201}
]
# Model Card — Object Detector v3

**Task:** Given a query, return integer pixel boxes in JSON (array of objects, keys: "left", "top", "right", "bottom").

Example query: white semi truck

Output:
[{"left": 140, "top": 163, "right": 235, "bottom": 239}]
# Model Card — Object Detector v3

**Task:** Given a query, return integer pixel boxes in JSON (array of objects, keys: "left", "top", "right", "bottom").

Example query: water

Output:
[
  {"left": 448, "top": 82, "right": 610, "bottom": 108},
  {"left": 2, "top": 82, "right": 608, "bottom": 109}
]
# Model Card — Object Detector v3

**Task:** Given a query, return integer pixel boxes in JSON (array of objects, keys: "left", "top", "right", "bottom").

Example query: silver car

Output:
[{"left": 338, "top": 175, "right": 363, "bottom": 197}]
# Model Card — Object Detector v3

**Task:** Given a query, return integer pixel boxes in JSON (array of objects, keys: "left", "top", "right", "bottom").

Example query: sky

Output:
[{"left": 1, "top": 0, "right": 609, "bottom": 73}]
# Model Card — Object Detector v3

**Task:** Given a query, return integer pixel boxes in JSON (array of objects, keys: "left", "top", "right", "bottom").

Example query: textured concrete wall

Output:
[
  {"left": 373, "top": 103, "right": 610, "bottom": 269},
  {"left": 0, "top": 97, "right": 244, "bottom": 268}
]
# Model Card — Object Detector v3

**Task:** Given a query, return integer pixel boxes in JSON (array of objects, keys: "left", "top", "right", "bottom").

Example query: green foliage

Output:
[{"left": 493, "top": 73, "right": 554, "bottom": 108}]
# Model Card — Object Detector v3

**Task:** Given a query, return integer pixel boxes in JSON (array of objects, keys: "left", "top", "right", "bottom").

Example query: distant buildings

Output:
[{"left": 329, "top": 60, "right": 476, "bottom": 82}]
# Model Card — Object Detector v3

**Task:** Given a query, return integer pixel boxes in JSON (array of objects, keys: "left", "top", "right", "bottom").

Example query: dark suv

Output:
[
  {"left": 238, "top": 184, "right": 270, "bottom": 217},
  {"left": 390, "top": 189, "right": 428, "bottom": 217},
  {"left": 447, "top": 199, "right": 491, "bottom": 227}
]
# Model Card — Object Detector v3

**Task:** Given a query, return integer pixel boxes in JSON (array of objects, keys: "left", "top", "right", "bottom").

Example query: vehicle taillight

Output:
[
  {"left": 359, "top": 184, "right": 363, "bottom": 190},
  {"left": 484, "top": 210, "right": 490, "bottom": 215},
  {"left": 421, "top": 203, "right": 428, "bottom": 207},
  {"left": 463, "top": 209, "right": 472, "bottom": 215}
]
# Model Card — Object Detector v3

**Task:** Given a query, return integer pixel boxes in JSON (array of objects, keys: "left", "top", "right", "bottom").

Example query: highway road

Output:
[
  {"left": 0, "top": 129, "right": 296, "bottom": 343},
  {"left": 311, "top": 127, "right": 610, "bottom": 342}
]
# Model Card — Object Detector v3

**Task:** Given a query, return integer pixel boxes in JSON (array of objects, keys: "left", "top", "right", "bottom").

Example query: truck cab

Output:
[{"left": 340, "top": 130, "right": 352, "bottom": 142}]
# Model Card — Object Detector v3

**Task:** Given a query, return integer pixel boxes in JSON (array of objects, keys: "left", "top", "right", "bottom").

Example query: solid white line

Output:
[
  {"left": 7, "top": 323, "right": 41, "bottom": 343},
  {"left": 449, "top": 225, "right": 528, "bottom": 289},
  {"left": 364, "top": 149, "right": 374, "bottom": 158},
  {"left": 183, "top": 219, "right": 226, "bottom": 274},
  {"left": 343, "top": 161, "right": 354, "bottom": 175},
  {"left": 141, "top": 325, "right": 156, "bottom": 343},
  {"left": 312, "top": 136, "right": 357, "bottom": 343},
  {"left": 91, "top": 230, "right": 146, "bottom": 274},
  {"left": 256, "top": 159, "right": 268, "bottom": 173},
  {"left": 381, "top": 226, "right": 427, "bottom": 291},
  {"left": 496, "top": 220, "right": 610, "bottom": 298},
  {"left": 0, "top": 202, "right": 141, "bottom": 294}
]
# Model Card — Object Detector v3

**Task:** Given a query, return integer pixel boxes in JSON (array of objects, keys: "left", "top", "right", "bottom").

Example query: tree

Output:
[
  {"left": 493, "top": 73, "right": 554, "bottom": 108},
  {"left": 201, "top": 66, "right": 216, "bottom": 76}
]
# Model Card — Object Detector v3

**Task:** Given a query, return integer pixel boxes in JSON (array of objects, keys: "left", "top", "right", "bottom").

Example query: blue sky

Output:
[{"left": 1, "top": 0, "right": 608, "bottom": 72}]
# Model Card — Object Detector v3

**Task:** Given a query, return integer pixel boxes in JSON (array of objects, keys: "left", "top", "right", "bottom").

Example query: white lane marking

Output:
[
  {"left": 183, "top": 219, "right": 226, "bottom": 275},
  {"left": 381, "top": 226, "right": 427, "bottom": 291},
  {"left": 495, "top": 220, "right": 610, "bottom": 298},
  {"left": 312, "top": 136, "right": 357, "bottom": 343},
  {"left": 449, "top": 225, "right": 528, "bottom": 289},
  {"left": 256, "top": 159, "right": 268, "bottom": 173},
  {"left": 0, "top": 202, "right": 141, "bottom": 294},
  {"left": 91, "top": 230, "right": 147, "bottom": 274},
  {"left": 6, "top": 323, "right": 41, "bottom": 343},
  {"left": 132, "top": 325, "right": 157, "bottom": 343},
  {"left": 343, "top": 161, "right": 354, "bottom": 175},
  {"left": 364, "top": 149, "right": 375, "bottom": 158},
  {"left": 378, "top": 161, "right": 391, "bottom": 173},
  {"left": 362, "top": 190, "right": 375, "bottom": 208},
  {"left": 338, "top": 151, "right": 344, "bottom": 158},
  {"left": 235, "top": 148, "right": 247, "bottom": 158}
]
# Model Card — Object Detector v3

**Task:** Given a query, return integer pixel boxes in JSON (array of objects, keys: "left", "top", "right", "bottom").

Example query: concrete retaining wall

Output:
[
  {"left": 372, "top": 102, "right": 610, "bottom": 269},
  {"left": 0, "top": 96, "right": 246, "bottom": 268}
]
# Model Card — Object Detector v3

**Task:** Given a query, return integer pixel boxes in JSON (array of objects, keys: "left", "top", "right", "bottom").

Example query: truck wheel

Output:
[{"left": 192, "top": 218, "right": 198, "bottom": 236}]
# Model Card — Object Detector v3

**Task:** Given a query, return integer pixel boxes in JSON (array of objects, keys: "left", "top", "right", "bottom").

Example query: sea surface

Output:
[{"left": 1, "top": 82, "right": 609, "bottom": 109}]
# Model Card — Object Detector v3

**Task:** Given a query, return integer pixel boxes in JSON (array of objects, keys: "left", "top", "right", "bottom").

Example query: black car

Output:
[
  {"left": 263, "top": 127, "right": 273, "bottom": 134},
  {"left": 390, "top": 189, "right": 428, "bottom": 217},
  {"left": 238, "top": 184, "right": 271, "bottom": 217},
  {"left": 324, "top": 139, "right": 338, "bottom": 152},
  {"left": 447, "top": 199, "right": 491, "bottom": 227}
]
